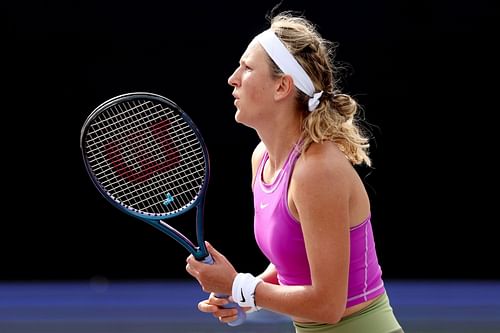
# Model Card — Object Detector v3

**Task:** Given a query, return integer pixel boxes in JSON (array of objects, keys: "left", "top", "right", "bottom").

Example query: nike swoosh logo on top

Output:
[{"left": 260, "top": 202, "right": 269, "bottom": 209}]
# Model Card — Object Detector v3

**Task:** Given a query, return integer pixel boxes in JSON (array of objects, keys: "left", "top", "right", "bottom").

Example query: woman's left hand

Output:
[
  {"left": 198, "top": 292, "right": 247, "bottom": 324},
  {"left": 185, "top": 242, "right": 238, "bottom": 295}
]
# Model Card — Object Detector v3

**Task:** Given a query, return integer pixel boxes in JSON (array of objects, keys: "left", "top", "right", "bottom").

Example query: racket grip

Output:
[{"left": 202, "top": 255, "right": 247, "bottom": 326}]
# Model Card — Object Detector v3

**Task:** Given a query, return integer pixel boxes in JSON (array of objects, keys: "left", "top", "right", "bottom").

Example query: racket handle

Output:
[{"left": 202, "top": 254, "right": 247, "bottom": 326}]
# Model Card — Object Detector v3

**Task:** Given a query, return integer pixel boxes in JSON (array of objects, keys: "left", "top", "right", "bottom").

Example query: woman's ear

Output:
[{"left": 274, "top": 74, "right": 294, "bottom": 101}]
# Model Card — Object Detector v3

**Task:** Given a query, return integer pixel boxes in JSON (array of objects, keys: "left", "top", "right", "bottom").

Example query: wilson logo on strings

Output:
[{"left": 104, "top": 119, "right": 181, "bottom": 183}]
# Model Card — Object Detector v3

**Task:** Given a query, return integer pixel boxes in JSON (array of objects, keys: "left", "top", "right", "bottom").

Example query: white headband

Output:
[{"left": 255, "top": 29, "right": 323, "bottom": 112}]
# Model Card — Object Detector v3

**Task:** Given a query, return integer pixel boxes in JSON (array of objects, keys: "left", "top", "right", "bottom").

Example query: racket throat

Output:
[{"left": 157, "top": 220, "right": 206, "bottom": 260}]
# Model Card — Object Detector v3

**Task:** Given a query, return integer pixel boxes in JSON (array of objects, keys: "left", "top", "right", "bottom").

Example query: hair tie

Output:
[{"left": 308, "top": 91, "right": 323, "bottom": 111}]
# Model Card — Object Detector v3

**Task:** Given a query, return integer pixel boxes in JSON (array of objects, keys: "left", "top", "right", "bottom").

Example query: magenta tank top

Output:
[{"left": 253, "top": 145, "right": 385, "bottom": 307}]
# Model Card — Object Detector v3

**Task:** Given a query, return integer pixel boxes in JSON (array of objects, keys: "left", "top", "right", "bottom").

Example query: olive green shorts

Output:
[{"left": 293, "top": 292, "right": 404, "bottom": 333}]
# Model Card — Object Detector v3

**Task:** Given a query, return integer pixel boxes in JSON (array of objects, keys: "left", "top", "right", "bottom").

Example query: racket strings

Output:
[
  {"left": 86, "top": 102, "right": 183, "bottom": 181},
  {"left": 91, "top": 104, "right": 202, "bottom": 214},
  {"left": 90, "top": 120, "right": 197, "bottom": 182},
  {"left": 117, "top": 100, "right": 202, "bottom": 213},
  {"left": 86, "top": 105, "right": 186, "bottom": 156},
  {"left": 86, "top": 105, "right": 189, "bottom": 169},
  {"left": 84, "top": 99, "right": 206, "bottom": 215},
  {"left": 115, "top": 154, "right": 205, "bottom": 209},
  {"left": 114, "top": 101, "right": 205, "bottom": 213}
]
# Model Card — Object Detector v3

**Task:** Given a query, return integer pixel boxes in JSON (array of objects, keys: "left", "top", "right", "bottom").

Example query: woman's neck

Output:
[{"left": 258, "top": 127, "right": 302, "bottom": 173}]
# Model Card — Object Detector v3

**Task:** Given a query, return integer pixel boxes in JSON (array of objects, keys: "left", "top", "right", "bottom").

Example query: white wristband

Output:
[{"left": 232, "top": 273, "right": 263, "bottom": 307}]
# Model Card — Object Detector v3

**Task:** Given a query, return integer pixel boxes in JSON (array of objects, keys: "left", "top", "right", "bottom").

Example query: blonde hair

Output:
[{"left": 267, "top": 12, "right": 372, "bottom": 167}]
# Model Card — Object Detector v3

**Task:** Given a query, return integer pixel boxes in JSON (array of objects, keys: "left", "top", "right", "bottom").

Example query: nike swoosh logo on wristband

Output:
[{"left": 240, "top": 289, "right": 246, "bottom": 303}]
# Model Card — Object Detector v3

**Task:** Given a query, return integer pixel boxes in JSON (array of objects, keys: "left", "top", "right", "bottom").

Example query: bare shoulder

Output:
[
  {"left": 293, "top": 142, "right": 356, "bottom": 185},
  {"left": 251, "top": 141, "right": 266, "bottom": 166},
  {"left": 251, "top": 141, "right": 266, "bottom": 183},
  {"left": 291, "top": 142, "right": 370, "bottom": 227}
]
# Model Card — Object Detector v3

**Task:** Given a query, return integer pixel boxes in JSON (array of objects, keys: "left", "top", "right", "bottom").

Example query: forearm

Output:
[
  {"left": 254, "top": 281, "right": 346, "bottom": 324},
  {"left": 234, "top": 264, "right": 345, "bottom": 322}
]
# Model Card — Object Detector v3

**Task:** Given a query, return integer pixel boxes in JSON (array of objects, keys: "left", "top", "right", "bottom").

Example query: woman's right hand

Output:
[{"left": 198, "top": 293, "right": 250, "bottom": 324}]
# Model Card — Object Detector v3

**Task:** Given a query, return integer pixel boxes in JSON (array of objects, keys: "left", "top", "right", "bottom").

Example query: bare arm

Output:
[
  {"left": 187, "top": 144, "right": 354, "bottom": 324},
  {"left": 253, "top": 143, "right": 353, "bottom": 323}
]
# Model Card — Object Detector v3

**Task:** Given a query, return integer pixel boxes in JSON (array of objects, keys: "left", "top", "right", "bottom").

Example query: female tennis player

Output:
[{"left": 185, "top": 11, "right": 404, "bottom": 333}]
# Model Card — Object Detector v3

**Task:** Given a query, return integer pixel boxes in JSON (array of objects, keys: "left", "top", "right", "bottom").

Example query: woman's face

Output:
[{"left": 228, "top": 39, "right": 278, "bottom": 128}]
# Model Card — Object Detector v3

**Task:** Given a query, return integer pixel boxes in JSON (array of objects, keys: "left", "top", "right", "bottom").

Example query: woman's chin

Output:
[
  {"left": 235, "top": 111, "right": 259, "bottom": 129},
  {"left": 234, "top": 110, "right": 243, "bottom": 123}
]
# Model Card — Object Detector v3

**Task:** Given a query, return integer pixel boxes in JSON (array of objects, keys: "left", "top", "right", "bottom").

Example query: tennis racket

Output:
[{"left": 80, "top": 91, "right": 246, "bottom": 326}]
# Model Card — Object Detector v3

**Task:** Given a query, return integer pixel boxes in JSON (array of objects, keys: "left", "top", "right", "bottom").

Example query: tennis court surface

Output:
[{"left": 1, "top": 280, "right": 499, "bottom": 333}]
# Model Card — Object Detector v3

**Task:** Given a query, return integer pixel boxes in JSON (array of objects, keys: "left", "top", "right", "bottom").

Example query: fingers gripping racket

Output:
[{"left": 80, "top": 92, "right": 245, "bottom": 326}]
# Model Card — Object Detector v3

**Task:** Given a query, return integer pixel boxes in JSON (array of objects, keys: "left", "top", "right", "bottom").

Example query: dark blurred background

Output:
[{"left": 3, "top": 0, "right": 499, "bottom": 282}]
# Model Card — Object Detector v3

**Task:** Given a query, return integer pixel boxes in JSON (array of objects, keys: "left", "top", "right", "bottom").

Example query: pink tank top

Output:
[{"left": 253, "top": 145, "right": 385, "bottom": 307}]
